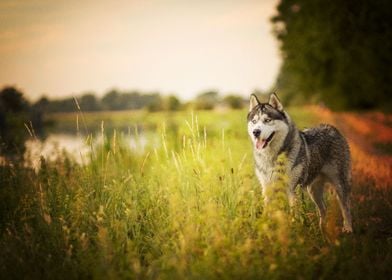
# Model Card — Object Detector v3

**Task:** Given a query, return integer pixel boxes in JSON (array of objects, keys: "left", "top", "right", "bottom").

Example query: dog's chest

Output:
[
  {"left": 253, "top": 152, "right": 276, "bottom": 186},
  {"left": 253, "top": 148, "right": 302, "bottom": 189}
]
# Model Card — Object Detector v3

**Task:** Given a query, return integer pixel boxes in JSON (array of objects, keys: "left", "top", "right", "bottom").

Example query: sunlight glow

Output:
[{"left": 0, "top": 0, "right": 280, "bottom": 100}]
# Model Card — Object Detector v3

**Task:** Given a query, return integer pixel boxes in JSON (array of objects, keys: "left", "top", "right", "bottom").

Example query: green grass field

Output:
[{"left": 1, "top": 108, "right": 391, "bottom": 279}]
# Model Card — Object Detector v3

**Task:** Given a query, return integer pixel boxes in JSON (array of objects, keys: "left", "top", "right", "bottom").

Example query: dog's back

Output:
[{"left": 300, "top": 124, "right": 351, "bottom": 188}]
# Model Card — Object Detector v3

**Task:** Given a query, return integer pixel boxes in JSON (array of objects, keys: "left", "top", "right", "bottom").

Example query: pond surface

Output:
[{"left": 24, "top": 132, "right": 149, "bottom": 169}]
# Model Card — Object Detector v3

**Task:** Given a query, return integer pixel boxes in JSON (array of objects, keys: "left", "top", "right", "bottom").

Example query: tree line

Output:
[
  {"left": 31, "top": 88, "right": 248, "bottom": 113},
  {"left": 0, "top": 86, "right": 256, "bottom": 120},
  {"left": 272, "top": 0, "right": 392, "bottom": 110}
]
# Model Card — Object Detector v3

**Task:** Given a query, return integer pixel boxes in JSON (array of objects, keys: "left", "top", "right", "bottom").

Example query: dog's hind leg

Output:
[
  {"left": 323, "top": 166, "right": 353, "bottom": 233},
  {"left": 307, "top": 176, "right": 327, "bottom": 238},
  {"left": 332, "top": 180, "right": 353, "bottom": 233}
]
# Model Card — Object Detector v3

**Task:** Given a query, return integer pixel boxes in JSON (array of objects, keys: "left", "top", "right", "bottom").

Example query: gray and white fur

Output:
[{"left": 248, "top": 93, "right": 353, "bottom": 234}]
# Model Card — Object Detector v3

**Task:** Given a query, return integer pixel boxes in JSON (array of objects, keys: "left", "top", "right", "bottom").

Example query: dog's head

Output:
[{"left": 247, "top": 93, "right": 289, "bottom": 151}]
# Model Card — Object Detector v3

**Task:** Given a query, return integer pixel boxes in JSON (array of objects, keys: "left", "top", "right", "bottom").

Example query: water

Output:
[{"left": 24, "top": 132, "right": 148, "bottom": 169}]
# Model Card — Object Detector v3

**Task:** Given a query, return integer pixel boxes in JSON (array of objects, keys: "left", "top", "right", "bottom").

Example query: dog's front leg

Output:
[
  {"left": 287, "top": 189, "right": 296, "bottom": 208},
  {"left": 286, "top": 164, "right": 303, "bottom": 208}
]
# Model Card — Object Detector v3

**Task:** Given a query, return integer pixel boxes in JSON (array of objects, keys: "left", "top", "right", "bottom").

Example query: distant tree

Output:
[
  {"left": 79, "top": 93, "right": 100, "bottom": 111},
  {"left": 223, "top": 95, "right": 244, "bottom": 109},
  {"left": 33, "top": 96, "right": 50, "bottom": 112},
  {"left": 146, "top": 94, "right": 163, "bottom": 112},
  {"left": 165, "top": 95, "right": 181, "bottom": 111},
  {"left": 195, "top": 90, "right": 220, "bottom": 110},
  {"left": 102, "top": 89, "right": 122, "bottom": 110},
  {"left": 46, "top": 98, "right": 76, "bottom": 112},
  {"left": 31, "top": 96, "right": 51, "bottom": 134},
  {"left": 120, "top": 92, "right": 139, "bottom": 110},
  {"left": 0, "top": 87, "right": 31, "bottom": 160},
  {"left": 0, "top": 86, "right": 29, "bottom": 113}
]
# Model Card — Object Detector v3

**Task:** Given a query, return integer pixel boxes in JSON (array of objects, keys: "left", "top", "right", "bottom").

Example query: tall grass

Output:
[{"left": 0, "top": 109, "right": 391, "bottom": 279}]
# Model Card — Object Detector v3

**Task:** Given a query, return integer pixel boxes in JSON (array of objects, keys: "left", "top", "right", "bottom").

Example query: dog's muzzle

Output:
[
  {"left": 253, "top": 129, "right": 261, "bottom": 138},
  {"left": 255, "top": 131, "right": 275, "bottom": 149}
]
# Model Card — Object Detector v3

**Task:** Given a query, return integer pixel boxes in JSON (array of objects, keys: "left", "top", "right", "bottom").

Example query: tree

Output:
[
  {"left": 165, "top": 95, "right": 181, "bottom": 111},
  {"left": 195, "top": 90, "right": 220, "bottom": 110},
  {"left": 46, "top": 98, "right": 76, "bottom": 112},
  {"left": 272, "top": 0, "right": 392, "bottom": 110},
  {"left": 33, "top": 96, "right": 50, "bottom": 112},
  {"left": 0, "top": 86, "right": 29, "bottom": 113},
  {"left": 145, "top": 94, "right": 163, "bottom": 112},
  {"left": 102, "top": 89, "right": 122, "bottom": 110},
  {"left": 79, "top": 93, "right": 100, "bottom": 111},
  {"left": 223, "top": 95, "right": 244, "bottom": 109},
  {"left": 0, "top": 87, "right": 30, "bottom": 160},
  {"left": 120, "top": 92, "right": 141, "bottom": 110}
]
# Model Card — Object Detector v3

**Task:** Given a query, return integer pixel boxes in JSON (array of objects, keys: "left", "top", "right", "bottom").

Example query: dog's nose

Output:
[{"left": 253, "top": 129, "right": 261, "bottom": 138}]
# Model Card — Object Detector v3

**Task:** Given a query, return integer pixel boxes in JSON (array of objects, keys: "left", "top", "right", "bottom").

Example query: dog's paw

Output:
[{"left": 342, "top": 226, "right": 353, "bottom": 233}]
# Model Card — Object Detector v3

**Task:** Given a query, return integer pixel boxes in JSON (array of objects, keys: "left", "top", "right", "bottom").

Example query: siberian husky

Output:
[{"left": 248, "top": 93, "right": 353, "bottom": 234}]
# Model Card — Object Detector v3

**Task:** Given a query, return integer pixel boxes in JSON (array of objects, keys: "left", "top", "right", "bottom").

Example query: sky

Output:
[{"left": 0, "top": 0, "right": 281, "bottom": 101}]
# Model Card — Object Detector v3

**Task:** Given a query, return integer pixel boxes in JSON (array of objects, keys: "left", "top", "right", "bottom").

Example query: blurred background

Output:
[{"left": 0, "top": 0, "right": 391, "bottom": 164}]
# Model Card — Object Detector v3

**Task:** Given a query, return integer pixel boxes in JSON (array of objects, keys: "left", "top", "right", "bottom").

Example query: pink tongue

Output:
[{"left": 256, "top": 139, "right": 267, "bottom": 149}]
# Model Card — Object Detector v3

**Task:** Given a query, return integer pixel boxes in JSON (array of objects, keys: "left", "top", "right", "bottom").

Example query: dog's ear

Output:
[
  {"left": 269, "top": 93, "right": 283, "bottom": 111},
  {"left": 249, "top": 94, "right": 260, "bottom": 111}
]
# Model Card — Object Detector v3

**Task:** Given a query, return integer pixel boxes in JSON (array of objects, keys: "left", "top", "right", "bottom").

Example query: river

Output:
[{"left": 23, "top": 132, "right": 148, "bottom": 169}]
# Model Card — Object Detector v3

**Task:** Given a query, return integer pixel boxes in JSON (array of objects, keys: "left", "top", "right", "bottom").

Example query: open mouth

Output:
[{"left": 256, "top": 132, "right": 275, "bottom": 149}]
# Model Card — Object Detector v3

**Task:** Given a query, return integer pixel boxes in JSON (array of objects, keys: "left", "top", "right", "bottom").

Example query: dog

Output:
[{"left": 248, "top": 93, "right": 353, "bottom": 234}]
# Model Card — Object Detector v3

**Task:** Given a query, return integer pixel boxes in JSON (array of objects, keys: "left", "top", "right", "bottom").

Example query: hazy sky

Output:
[{"left": 0, "top": 0, "right": 280, "bottom": 101}]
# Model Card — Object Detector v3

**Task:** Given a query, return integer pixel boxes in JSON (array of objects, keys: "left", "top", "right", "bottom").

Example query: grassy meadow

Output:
[{"left": 1, "top": 107, "right": 391, "bottom": 279}]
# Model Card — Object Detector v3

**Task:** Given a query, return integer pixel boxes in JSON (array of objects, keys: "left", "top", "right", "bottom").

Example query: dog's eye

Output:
[
  {"left": 264, "top": 118, "right": 272, "bottom": 123},
  {"left": 252, "top": 119, "right": 257, "bottom": 124}
]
